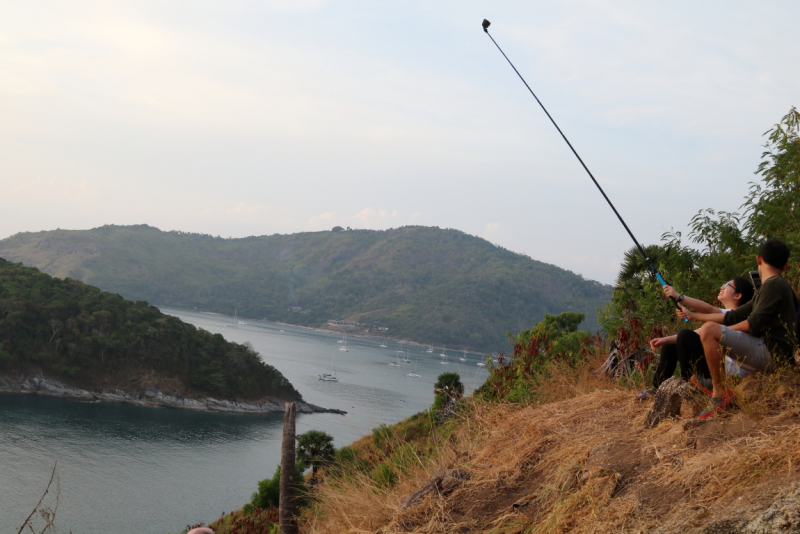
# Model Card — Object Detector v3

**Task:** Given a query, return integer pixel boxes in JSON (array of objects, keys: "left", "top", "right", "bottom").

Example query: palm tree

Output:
[{"left": 296, "top": 430, "right": 336, "bottom": 484}]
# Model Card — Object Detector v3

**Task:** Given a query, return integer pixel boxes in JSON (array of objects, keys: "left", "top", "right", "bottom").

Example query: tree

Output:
[
  {"left": 434, "top": 372, "right": 463, "bottom": 401},
  {"left": 296, "top": 430, "right": 335, "bottom": 483},
  {"left": 331, "top": 226, "right": 344, "bottom": 232}
]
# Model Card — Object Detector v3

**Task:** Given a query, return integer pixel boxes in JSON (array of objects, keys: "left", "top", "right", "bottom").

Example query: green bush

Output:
[
  {"left": 369, "top": 462, "right": 397, "bottom": 488},
  {"left": 250, "top": 461, "right": 307, "bottom": 510}
]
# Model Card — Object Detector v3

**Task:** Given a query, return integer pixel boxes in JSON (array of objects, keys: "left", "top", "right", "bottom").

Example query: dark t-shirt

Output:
[{"left": 723, "top": 275, "right": 797, "bottom": 363}]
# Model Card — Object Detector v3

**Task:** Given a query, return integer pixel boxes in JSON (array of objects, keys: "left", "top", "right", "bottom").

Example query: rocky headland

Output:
[{"left": 0, "top": 373, "right": 346, "bottom": 415}]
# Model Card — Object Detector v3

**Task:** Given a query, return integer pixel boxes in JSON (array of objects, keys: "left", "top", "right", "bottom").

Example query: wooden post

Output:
[{"left": 279, "top": 402, "right": 298, "bottom": 534}]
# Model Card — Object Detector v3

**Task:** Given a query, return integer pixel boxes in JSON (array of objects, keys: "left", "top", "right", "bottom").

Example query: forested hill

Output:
[
  {"left": 0, "top": 258, "right": 300, "bottom": 402},
  {"left": 0, "top": 225, "right": 611, "bottom": 351}
]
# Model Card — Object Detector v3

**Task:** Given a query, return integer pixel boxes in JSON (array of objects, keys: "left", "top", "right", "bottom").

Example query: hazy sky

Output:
[{"left": 2, "top": 1, "right": 798, "bottom": 284}]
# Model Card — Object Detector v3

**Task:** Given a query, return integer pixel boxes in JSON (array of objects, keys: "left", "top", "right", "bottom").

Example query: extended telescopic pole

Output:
[{"left": 481, "top": 19, "right": 684, "bottom": 316}]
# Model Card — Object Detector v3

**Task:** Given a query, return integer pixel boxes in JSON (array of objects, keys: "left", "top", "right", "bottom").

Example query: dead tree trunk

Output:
[{"left": 279, "top": 402, "right": 298, "bottom": 534}]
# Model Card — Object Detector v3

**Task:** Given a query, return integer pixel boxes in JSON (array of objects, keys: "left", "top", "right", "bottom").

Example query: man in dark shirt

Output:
[{"left": 679, "top": 239, "right": 796, "bottom": 418}]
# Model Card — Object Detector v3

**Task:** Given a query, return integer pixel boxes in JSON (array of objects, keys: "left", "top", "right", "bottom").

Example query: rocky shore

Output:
[{"left": 0, "top": 374, "right": 346, "bottom": 415}]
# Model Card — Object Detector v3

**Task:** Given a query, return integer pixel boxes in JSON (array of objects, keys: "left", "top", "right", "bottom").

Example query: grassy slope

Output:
[
  {"left": 300, "top": 355, "right": 800, "bottom": 533},
  {"left": 0, "top": 225, "right": 611, "bottom": 351}
]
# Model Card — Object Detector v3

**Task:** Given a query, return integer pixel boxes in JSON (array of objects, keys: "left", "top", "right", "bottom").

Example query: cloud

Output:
[
  {"left": 342, "top": 207, "right": 401, "bottom": 228},
  {"left": 308, "top": 211, "right": 336, "bottom": 228},
  {"left": 484, "top": 222, "right": 500, "bottom": 240},
  {"left": 227, "top": 201, "right": 263, "bottom": 215}
]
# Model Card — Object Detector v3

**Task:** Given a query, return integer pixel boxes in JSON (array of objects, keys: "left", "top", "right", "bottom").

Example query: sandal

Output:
[
  {"left": 699, "top": 389, "right": 735, "bottom": 419},
  {"left": 637, "top": 387, "right": 656, "bottom": 400}
]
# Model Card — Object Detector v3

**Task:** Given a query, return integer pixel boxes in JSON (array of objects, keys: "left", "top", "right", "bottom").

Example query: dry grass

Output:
[{"left": 300, "top": 351, "right": 800, "bottom": 534}]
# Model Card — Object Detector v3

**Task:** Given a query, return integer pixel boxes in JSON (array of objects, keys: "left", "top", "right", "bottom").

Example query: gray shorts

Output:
[{"left": 719, "top": 325, "right": 775, "bottom": 372}]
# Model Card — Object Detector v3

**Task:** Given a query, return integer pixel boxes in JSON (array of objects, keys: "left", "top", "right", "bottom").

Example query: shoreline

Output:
[
  {"left": 0, "top": 374, "right": 347, "bottom": 415},
  {"left": 165, "top": 307, "right": 486, "bottom": 356}
]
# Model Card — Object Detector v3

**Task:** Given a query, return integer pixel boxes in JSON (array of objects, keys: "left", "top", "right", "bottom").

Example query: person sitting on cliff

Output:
[
  {"left": 639, "top": 277, "right": 754, "bottom": 400},
  {"left": 679, "top": 239, "right": 797, "bottom": 419}
]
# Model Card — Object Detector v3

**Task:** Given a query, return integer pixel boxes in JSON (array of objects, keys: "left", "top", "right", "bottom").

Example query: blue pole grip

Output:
[{"left": 653, "top": 271, "right": 688, "bottom": 322}]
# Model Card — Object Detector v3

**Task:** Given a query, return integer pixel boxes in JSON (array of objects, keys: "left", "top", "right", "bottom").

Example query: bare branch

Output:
[{"left": 17, "top": 461, "right": 57, "bottom": 534}]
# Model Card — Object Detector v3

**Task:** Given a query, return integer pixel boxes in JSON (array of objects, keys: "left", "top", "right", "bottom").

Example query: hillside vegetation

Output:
[
  {"left": 0, "top": 225, "right": 611, "bottom": 351},
  {"left": 203, "top": 108, "right": 800, "bottom": 533},
  {"left": 0, "top": 258, "right": 300, "bottom": 402}
]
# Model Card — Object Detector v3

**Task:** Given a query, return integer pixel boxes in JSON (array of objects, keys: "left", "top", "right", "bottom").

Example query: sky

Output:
[{"left": 1, "top": 1, "right": 798, "bottom": 284}]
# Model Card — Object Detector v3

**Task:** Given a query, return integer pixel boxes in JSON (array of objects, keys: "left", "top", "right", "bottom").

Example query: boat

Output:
[
  {"left": 477, "top": 361, "right": 486, "bottom": 367},
  {"left": 459, "top": 349, "right": 467, "bottom": 362},
  {"left": 319, "top": 353, "right": 338, "bottom": 382},
  {"left": 235, "top": 308, "right": 247, "bottom": 325},
  {"left": 338, "top": 332, "right": 345, "bottom": 343},
  {"left": 389, "top": 348, "right": 401, "bottom": 366},
  {"left": 339, "top": 334, "right": 349, "bottom": 352},
  {"left": 224, "top": 324, "right": 239, "bottom": 328},
  {"left": 426, "top": 345, "right": 433, "bottom": 353},
  {"left": 440, "top": 345, "right": 447, "bottom": 358},
  {"left": 379, "top": 336, "right": 387, "bottom": 348},
  {"left": 441, "top": 354, "right": 448, "bottom": 365},
  {"left": 279, "top": 329, "right": 285, "bottom": 333},
  {"left": 400, "top": 343, "right": 411, "bottom": 363},
  {"left": 407, "top": 358, "right": 420, "bottom": 378}
]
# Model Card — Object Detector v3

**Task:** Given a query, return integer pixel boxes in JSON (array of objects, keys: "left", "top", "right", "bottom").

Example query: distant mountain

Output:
[{"left": 0, "top": 225, "right": 611, "bottom": 351}]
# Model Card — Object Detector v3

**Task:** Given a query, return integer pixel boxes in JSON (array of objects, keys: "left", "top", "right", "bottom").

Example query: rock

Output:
[
  {"left": 644, "top": 377, "right": 704, "bottom": 428},
  {"left": 0, "top": 373, "right": 346, "bottom": 415},
  {"left": 701, "top": 483, "right": 800, "bottom": 533}
]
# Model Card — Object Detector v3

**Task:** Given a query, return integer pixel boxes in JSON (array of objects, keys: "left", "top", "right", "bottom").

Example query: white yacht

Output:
[
  {"left": 339, "top": 334, "right": 348, "bottom": 352},
  {"left": 459, "top": 350, "right": 467, "bottom": 362},
  {"left": 400, "top": 343, "right": 411, "bottom": 363},
  {"left": 319, "top": 353, "right": 338, "bottom": 382},
  {"left": 426, "top": 345, "right": 433, "bottom": 353},
  {"left": 441, "top": 354, "right": 448, "bottom": 365},
  {"left": 440, "top": 345, "right": 447, "bottom": 358},
  {"left": 407, "top": 359, "right": 421, "bottom": 378}
]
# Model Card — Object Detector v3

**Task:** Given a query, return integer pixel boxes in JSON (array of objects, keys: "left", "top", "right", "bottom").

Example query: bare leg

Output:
[{"left": 699, "top": 322, "right": 725, "bottom": 398}]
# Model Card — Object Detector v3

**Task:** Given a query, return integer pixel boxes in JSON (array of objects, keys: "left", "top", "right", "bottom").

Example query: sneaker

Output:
[
  {"left": 699, "top": 390, "right": 735, "bottom": 420},
  {"left": 637, "top": 387, "right": 656, "bottom": 401},
  {"left": 690, "top": 375, "right": 713, "bottom": 396}
]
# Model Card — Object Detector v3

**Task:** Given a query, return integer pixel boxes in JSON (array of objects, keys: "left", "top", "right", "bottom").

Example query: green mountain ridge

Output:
[{"left": 0, "top": 224, "right": 612, "bottom": 351}]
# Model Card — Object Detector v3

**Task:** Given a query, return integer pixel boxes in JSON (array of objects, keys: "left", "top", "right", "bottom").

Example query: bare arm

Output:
[
  {"left": 649, "top": 334, "right": 677, "bottom": 350},
  {"left": 729, "top": 319, "right": 750, "bottom": 333},
  {"left": 663, "top": 285, "right": 721, "bottom": 314},
  {"left": 678, "top": 304, "right": 726, "bottom": 324}
]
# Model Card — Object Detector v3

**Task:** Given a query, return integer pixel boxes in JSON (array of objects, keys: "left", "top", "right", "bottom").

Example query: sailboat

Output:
[
  {"left": 459, "top": 350, "right": 467, "bottom": 362},
  {"left": 319, "top": 353, "right": 338, "bottom": 382},
  {"left": 338, "top": 332, "right": 345, "bottom": 343},
  {"left": 426, "top": 345, "right": 433, "bottom": 353},
  {"left": 339, "top": 334, "right": 348, "bottom": 352},
  {"left": 236, "top": 308, "right": 247, "bottom": 325},
  {"left": 379, "top": 336, "right": 387, "bottom": 348},
  {"left": 388, "top": 349, "right": 401, "bottom": 366},
  {"left": 400, "top": 343, "right": 411, "bottom": 363},
  {"left": 407, "top": 358, "right": 420, "bottom": 378},
  {"left": 440, "top": 345, "right": 447, "bottom": 358},
  {"left": 440, "top": 354, "right": 449, "bottom": 365}
]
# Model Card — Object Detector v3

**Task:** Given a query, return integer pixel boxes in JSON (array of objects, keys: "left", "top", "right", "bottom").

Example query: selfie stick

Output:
[{"left": 481, "top": 19, "right": 685, "bottom": 318}]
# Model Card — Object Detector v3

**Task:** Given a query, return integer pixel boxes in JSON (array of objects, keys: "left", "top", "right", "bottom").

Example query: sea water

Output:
[{"left": 0, "top": 308, "right": 489, "bottom": 533}]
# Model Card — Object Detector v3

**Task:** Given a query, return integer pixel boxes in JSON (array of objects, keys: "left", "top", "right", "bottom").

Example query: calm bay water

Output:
[{"left": 0, "top": 309, "right": 489, "bottom": 533}]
